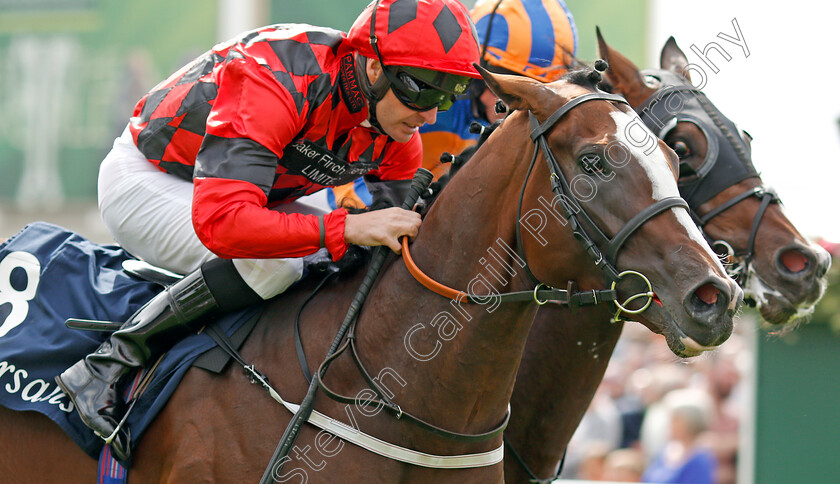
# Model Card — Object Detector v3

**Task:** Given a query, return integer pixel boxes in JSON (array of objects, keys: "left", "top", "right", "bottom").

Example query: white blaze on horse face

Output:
[
  {"left": 609, "top": 110, "right": 677, "bottom": 200},
  {"left": 610, "top": 110, "right": 725, "bottom": 270}
]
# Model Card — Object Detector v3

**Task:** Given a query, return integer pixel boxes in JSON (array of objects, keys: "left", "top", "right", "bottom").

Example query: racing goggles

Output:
[{"left": 384, "top": 66, "right": 471, "bottom": 112}]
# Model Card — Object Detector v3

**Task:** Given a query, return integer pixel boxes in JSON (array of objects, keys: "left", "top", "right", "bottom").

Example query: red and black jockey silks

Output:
[
  {"left": 130, "top": 25, "right": 419, "bottom": 204},
  {"left": 282, "top": 138, "right": 382, "bottom": 187},
  {"left": 129, "top": 24, "right": 422, "bottom": 261}
]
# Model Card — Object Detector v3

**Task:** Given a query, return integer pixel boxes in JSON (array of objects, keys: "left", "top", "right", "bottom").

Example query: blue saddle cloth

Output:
[{"left": 0, "top": 222, "right": 257, "bottom": 460}]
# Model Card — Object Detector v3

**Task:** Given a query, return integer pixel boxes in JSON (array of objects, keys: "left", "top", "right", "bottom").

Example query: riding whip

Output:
[{"left": 259, "top": 168, "right": 434, "bottom": 483}]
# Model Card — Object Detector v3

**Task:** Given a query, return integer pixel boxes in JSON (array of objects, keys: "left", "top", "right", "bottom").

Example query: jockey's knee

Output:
[{"left": 231, "top": 257, "right": 304, "bottom": 300}]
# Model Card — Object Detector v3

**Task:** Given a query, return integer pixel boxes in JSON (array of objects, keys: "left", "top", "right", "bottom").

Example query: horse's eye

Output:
[
  {"left": 578, "top": 153, "right": 605, "bottom": 175},
  {"left": 671, "top": 140, "right": 691, "bottom": 159}
]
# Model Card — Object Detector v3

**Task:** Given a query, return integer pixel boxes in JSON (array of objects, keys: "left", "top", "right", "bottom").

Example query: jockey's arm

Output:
[{"left": 192, "top": 56, "right": 422, "bottom": 261}]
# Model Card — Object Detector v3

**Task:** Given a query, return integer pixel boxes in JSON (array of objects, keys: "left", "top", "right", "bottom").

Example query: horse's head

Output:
[
  {"left": 479, "top": 65, "right": 742, "bottom": 357},
  {"left": 596, "top": 28, "right": 831, "bottom": 327}
]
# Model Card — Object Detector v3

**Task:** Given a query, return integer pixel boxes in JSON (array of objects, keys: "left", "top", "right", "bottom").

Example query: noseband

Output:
[
  {"left": 516, "top": 90, "right": 690, "bottom": 321},
  {"left": 636, "top": 70, "right": 780, "bottom": 286}
]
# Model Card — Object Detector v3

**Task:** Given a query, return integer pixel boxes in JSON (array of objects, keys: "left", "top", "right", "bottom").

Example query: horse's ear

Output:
[
  {"left": 595, "top": 26, "right": 648, "bottom": 106},
  {"left": 477, "top": 63, "right": 549, "bottom": 114},
  {"left": 660, "top": 36, "right": 692, "bottom": 83}
]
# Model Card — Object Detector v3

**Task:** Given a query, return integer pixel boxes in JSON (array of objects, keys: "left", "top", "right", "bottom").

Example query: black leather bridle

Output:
[
  {"left": 516, "top": 89, "right": 689, "bottom": 322},
  {"left": 635, "top": 69, "right": 779, "bottom": 286}
]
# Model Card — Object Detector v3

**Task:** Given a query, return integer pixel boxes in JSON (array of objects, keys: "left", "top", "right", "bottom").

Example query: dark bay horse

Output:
[
  {"left": 0, "top": 67, "right": 741, "bottom": 483},
  {"left": 502, "top": 31, "right": 831, "bottom": 483}
]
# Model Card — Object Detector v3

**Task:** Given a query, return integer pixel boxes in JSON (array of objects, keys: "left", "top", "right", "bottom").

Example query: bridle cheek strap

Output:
[{"left": 699, "top": 186, "right": 779, "bottom": 284}]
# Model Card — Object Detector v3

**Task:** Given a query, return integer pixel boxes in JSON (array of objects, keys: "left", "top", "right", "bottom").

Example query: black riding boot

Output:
[{"left": 55, "top": 259, "right": 261, "bottom": 462}]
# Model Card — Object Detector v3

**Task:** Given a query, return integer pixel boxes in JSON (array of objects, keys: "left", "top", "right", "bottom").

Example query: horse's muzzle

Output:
[{"left": 679, "top": 276, "right": 742, "bottom": 348}]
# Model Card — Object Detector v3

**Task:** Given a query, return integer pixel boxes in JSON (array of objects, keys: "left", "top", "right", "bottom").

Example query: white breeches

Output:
[{"left": 97, "top": 127, "right": 321, "bottom": 300}]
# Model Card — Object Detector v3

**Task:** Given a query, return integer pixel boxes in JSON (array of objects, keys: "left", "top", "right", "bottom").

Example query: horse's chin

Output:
[
  {"left": 633, "top": 305, "right": 722, "bottom": 358},
  {"left": 756, "top": 294, "right": 816, "bottom": 327},
  {"left": 675, "top": 335, "right": 719, "bottom": 357},
  {"left": 747, "top": 280, "right": 822, "bottom": 327},
  {"left": 664, "top": 327, "right": 721, "bottom": 358},
  {"left": 755, "top": 295, "right": 797, "bottom": 325},
  {"left": 746, "top": 272, "right": 826, "bottom": 327}
]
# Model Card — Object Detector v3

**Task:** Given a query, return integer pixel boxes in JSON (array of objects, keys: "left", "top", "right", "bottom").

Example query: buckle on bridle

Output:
[{"left": 533, "top": 283, "right": 549, "bottom": 305}]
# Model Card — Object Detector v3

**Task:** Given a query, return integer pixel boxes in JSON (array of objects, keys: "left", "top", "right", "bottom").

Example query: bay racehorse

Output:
[
  {"left": 501, "top": 30, "right": 831, "bottom": 483},
  {"left": 0, "top": 66, "right": 741, "bottom": 483}
]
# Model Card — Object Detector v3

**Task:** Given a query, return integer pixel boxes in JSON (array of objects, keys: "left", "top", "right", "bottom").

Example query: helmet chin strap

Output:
[{"left": 355, "top": 54, "right": 391, "bottom": 136}]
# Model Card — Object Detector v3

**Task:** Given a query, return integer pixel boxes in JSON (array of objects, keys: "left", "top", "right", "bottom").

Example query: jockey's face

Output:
[
  {"left": 376, "top": 88, "right": 438, "bottom": 142},
  {"left": 365, "top": 59, "right": 438, "bottom": 142}
]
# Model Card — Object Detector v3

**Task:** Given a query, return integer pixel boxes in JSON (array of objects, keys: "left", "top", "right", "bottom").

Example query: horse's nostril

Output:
[
  {"left": 681, "top": 280, "right": 735, "bottom": 348},
  {"left": 693, "top": 283, "right": 719, "bottom": 306},
  {"left": 780, "top": 249, "right": 809, "bottom": 273}
]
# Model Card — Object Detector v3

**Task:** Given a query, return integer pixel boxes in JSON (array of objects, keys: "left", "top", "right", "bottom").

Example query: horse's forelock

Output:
[{"left": 563, "top": 69, "right": 602, "bottom": 91}]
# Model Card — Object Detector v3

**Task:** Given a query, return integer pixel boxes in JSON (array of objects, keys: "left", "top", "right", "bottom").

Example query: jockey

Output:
[
  {"left": 55, "top": 0, "right": 481, "bottom": 461},
  {"left": 328, "top": 0, "right": 578, "bottom": 208}
]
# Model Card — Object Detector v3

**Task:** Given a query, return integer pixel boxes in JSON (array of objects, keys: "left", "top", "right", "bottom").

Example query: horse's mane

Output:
[
  {"left": 595, "top": 78, "right": 615, "bottom": 93},
  {"left": 301, "top": 243, "right": 371, "bottom": 280},
  {"left": 564, "top": 65, "right": 618, "bottom": 95},
  {"left": 418, "top": 142, "right": 482, "bottom": 214},
  {"left": 558, "top": 51, "right": 616, "bottom": 93},
  {"left": 564, "top": 68, "right": 600, "bottom": 89}
]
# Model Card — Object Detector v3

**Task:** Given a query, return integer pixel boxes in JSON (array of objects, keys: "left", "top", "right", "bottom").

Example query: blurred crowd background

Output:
[{"left": 560, "top": 316, "right": 757, "bottom": 483}]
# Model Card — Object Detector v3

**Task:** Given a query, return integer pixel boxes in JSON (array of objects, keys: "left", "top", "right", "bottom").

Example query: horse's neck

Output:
[
  {"left": 356, "top": 124, "right": 541, "bottom": 435},
  {"left": 506, "top": 306, "right": 623, "bottom": 480}
]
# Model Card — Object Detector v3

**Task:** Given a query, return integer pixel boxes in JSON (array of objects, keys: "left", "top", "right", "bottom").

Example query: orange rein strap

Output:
[
  {"left": 401, "top": 237, "right": 468, "bottom": 301},
  {"left": 400, "top": 237, "right": 618, "bottom": 307}
]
